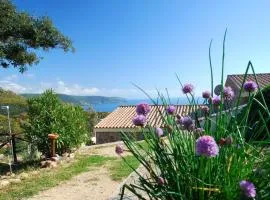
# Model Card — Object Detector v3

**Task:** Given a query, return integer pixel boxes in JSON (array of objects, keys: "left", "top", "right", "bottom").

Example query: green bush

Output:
[
  {"left": 23, "top": 90, "right": 88, "bottom": 156},
  {"left": 86, "top": 108, "right": 109, "bottom": 144},
  {"left": 247, "top": 84, "right": 270, "bottom": 140},
  {"left": 0, "top": 114, "right": 22, "bottom": 136}
]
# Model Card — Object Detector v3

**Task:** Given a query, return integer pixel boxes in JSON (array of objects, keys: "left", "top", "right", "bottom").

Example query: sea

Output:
[{"left": 86, "top": 97, "right": 202, "bottom": 112}]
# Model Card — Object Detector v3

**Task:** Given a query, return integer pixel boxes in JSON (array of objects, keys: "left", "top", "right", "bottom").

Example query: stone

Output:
[
  {"left": 50, "top": 161, "right": 58, "bottom": 168},
  {"left": 43, "top": 160, "right": 57, "bottom": 168},
  {"left": 40, "top": 155, "right": 47, "bottom": 161},
  {"left": 6, "top": 172, "right": 15, "bottom": 177},
  {"left": 9, "top": 178, "right": 21, "bottom": 184},
  {"left": 1, "top": 175, "right": 8, "bottom": 179},
  {"left": 69, "top": 153, "right": 75, "bottom": 159},
  {"left": 20, "top": 172, "right": 29, "bottom": 180},
  {"left": 0, "top": 180, "right": 10, "bottom": 188},
  {"left": 30, "top": 171, "right": 39, "bottom": 176},
  {"left": 62, "top": 152, "right": 69, "bottom": 158},
  {"left": 40, "top": 160, "right": 47, "bottom": 168},
  {"left": 51, "top": 156, "right": 59, "bottom": 162},
  {"left": 0, "top": 154, "right": 4, "bottom": 160}
]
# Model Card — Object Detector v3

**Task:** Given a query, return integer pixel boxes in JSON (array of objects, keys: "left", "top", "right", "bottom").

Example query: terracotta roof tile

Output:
[
  {"left": 94, "top": 105, "right": 199, "bottom": 129},
  {"left": 226, "top": 73, "right": 270, "bottom": 90}
]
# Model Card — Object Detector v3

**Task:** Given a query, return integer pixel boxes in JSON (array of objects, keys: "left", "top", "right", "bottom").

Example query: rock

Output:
[
  {"left": 9, "top": 178, "right": 21, "bottom": 184},
  {"left": 40, "top": 155, "right": 47, "bottom": 161},
  {"left": 0, "top": 180, "right": 10, "bottom": 188},
  {"left": 1, "top": 175, "right": 8, "bottom": 179},
  {"left": 30, "top": 171, "right": 39, "bottom": 176},
  {"left": 43, "top": 160, "right": 57, "bottom": 168},
  {"left": 62, "top": 152, "right": 69, "bottom": 158},
  {"left": 6, "top": 172, "right": 15, "bottom": 178},
  {"left": 65, "top": 157, "right": 71, "bottom": 163},
  {"left": 40, "top": 160, "right": 47, "bottom": 168},
  {"left": 0, "top": 154, "right": 4, "bottom": 160},
  {"left": 20, "top": 172, "right": 29, "bottom": 180},
  {"left": 69, "top": 153, "right": 75, "bottom": 159},
  {"left": 50, "top": 161, "right": 58, "bottom": 168},
  {"left": 51, "top": 157, "right": 59, "bottom": 162}
]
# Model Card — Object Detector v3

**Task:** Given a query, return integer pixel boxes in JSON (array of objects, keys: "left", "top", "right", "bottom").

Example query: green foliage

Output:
[
  {"left": 23, "top": 90, "right": 88, "bottom": 155},
  {"left": 87, "top": 108, "right": 109, "bottom": 139},
  {"left": 0, "top": 114, "right": 22, "bottom": 135},
  {"left": 247, "top": 84, "right": 270, "bottom": 140},
  {"left": 22, "top": 93, "right": 126, "bottom": 107},
  {"left": 0, "top": 0, "right": 73, "bottom": 72}
]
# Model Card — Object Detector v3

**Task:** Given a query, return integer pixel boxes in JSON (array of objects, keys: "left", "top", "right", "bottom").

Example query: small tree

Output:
[
  {"left": 86, "top": 109, "right": 109, "bottom": 144},
  {"left": 23, "top": 90, "right": 88, "bottom": 156}
]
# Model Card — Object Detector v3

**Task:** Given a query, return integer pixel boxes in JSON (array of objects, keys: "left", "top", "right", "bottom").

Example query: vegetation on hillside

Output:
[
  {"left": 0, "top": 87, "right": 27, "bottom": 116},
  {"left": 22, "top": 93, "right": 126, "bottom": 107}
]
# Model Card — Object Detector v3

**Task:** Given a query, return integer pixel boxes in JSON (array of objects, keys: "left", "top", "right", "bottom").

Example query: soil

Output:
[
  {"left": 29, "top": 167, "right": 119, "bottom": 200},
  {"left": 28, "top": 143, "right": 126, "bottom": 200}
]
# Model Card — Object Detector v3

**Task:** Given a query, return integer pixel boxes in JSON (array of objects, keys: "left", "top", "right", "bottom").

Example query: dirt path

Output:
[
  {"left": 28, "top": 143, "right": 125, "bottom": 200},
  {"left": 29, "top": 167, "right": 119, "bottom": 200}
]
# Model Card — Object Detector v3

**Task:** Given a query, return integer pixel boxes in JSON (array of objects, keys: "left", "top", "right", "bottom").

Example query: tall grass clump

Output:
[{"left": 118, "top": 32, "right": 270, "bottom": 200}]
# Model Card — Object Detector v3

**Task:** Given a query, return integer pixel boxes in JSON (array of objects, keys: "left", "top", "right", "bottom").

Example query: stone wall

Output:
[{"left": 96, "top": 131, "right": 144, "bottom": 144}]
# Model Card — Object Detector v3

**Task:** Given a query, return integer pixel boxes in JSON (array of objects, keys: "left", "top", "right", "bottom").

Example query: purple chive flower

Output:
[
  {"left": 212, "top": 96, "right": 221, "bottom": 106},
  {"left": 136, "top": 103, "right": 151, "bottom": 116},
  {"left": 157, "top": 176, "right": 165, "bottom": 185},
  {"left": 133, "top": 115, "right": 146, "bottom": 126},
  {"left": 244, "top": 81, "right": 258, "bottom": 93},
  {"left": 196, "top": 135, "right": 219, "bottom": 157},
  {"left": 202, "top": 91, "right": 211, "bottom": 99},
  {"left": 115, "top": 144, "right": 124, "bottom": 155},
  {"left": 223, "top": 86, "right": 235, "bottom": 101},
  {"left": 155, "top": 127, "right": 164, "bottom": 137},
  {"left": 240, "top": 180, "right": 256, "bottom": 198},
  {"left": 200, "top": 105, "right": 210, "bottom": 115},
  {"left": 182, "top": 84, "right": 194, "bottom": 94},
  {"left": 179, "top": 116, "right": 194, "bottom": 130},
  {"left": 166, "top": 105, "right": 176, "bottom": 115}
]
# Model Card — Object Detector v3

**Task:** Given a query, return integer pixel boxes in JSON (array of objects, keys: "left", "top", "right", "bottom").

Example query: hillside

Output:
[
  {"left": 21, "top": 93, "right": 126, "bottom": 106},
  {"left": 0, "top": 88, "right": 27, "bottom": 116}
]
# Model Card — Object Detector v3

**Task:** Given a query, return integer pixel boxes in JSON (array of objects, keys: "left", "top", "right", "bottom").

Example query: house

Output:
[
  {"left": 225, "top": 73, "right": 270, "bottom": 104},
  {"left": 94, "top": 105, "right": 199, "bottom": 144}
]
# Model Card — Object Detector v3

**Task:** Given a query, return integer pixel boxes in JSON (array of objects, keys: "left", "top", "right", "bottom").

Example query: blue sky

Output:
[{"left": 1, "top": 0, "right": 270, "bottom": 99}]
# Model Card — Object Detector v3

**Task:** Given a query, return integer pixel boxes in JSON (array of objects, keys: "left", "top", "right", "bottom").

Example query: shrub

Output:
[
  {"left": 86, "top": 108, "right": 109, "bottom": 145},
  {"left": 23, "top": 90, "right": 88, "bottom": 156},
  {"left": 118, "top": 36, "right": 270, "bottom": 199},
  {"left": 0, "top": 114, "right": 22, "bottom": 135},
  {"left": 247, "top": 84, "right": 270, "bottom": 140}
]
